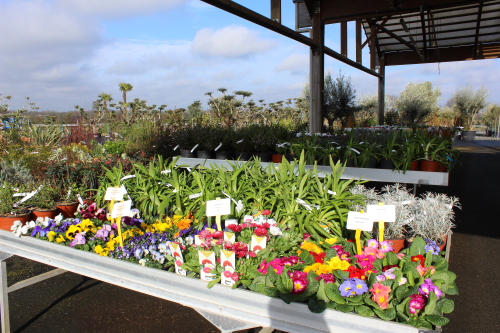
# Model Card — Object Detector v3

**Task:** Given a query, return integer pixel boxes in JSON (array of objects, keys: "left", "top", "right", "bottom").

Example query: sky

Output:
[{"left": 0, "top": 0, "right": 499, "bottom": 112}]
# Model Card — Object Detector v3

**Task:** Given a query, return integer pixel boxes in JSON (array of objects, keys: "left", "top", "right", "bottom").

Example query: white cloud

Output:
[
  {"left": 59, "top": 0, "right": 186, "bottom": 18},
  {"left": 191, "top": 25, "right": 276, "bottom": 58},
  {"left": 275, "top": 54, "right": 309, "bottom": 74}
]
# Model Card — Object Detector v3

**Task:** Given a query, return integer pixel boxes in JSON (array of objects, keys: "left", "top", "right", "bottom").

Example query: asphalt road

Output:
[{"left": 2, "top": 139, "right": 500, "bottom": 333}]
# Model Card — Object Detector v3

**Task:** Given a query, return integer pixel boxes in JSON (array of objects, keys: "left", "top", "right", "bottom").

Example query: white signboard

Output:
[
  {"left": 367, "top": 204, "right": 396, "bottom": 222},
  {"left": 346, "top": 211, "right": 374, "bottom": 231},
  {"left": 206, "top": 198, "right": 231, "bottom": 216},
  {"left": 111, "top": 200, "right": 132, "bottom": 218}
]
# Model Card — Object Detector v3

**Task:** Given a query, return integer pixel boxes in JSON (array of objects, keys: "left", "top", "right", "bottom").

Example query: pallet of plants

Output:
[{"left": 8, "top": 156, "right": 459, "bottom": 331}]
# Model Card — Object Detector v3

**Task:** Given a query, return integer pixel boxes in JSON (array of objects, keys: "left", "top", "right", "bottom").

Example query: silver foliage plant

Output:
[
  {"left": 408, "top": 192, "right": 460, "bottom": 243},
  {"left": 350, "top": 184, "right": 459, "bottom": 242}
]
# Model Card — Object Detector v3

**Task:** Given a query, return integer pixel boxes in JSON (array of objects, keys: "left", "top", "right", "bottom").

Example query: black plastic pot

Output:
[
  {"left": 215, "top": 150, "right": 233, "bottom": 160},
  {"left": 285, "top": 154, "right": 297, "bottom": 162},
  {"left": 254, "top": 152, "right": 272, "bottom": 162},
  {"left": 197, "top": 150, "right": 215, "bottom": 159},
  {"left": 366, "top": 158, "right": 378, "bottom": 168},
  {"left": 379, "top": 159, "right": 395, "bottom": 169},
  {"left": 235, "top": 151, "right": 253, "bottom": 161},
  {"left": 346, "top": 158, "right": 355, "bottom": 167},
  {"left": 180, "top": 149, "right": 197, "bottom": 158}
]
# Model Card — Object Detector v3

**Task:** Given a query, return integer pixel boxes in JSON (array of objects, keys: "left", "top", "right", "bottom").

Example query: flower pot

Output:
[
  {"left": 388, "top": 238, "right": 406, "bottom": 254},
  {"left": 57, "top": 203, "right": 78, "bottom": 218},
  {"left": 366, "top": 158, "right": 378, "bottom": 169},
  {"left": 462, "top": 130, "right": 476, "bottom": 141},
  {"left": 420, "top": 160, "right": 440, "bottom": 172},
  {"left": 180, "top": 149, "right": 197, "bottom": 158},
  {"left": 31, "top": 208, "right": 58, "bottom": 221},
  {"left": 197, "top": 150, "right": 215, "bottom": 159},
  {"left": 271, "top": 154, "right": 283, "bottom": 163},
  {"left": 285, "top": 154, "right": 297, "bottom": 162},
  {"left": 215, "top": 151, "right": 233, "bottom": 160},
  {"left": 411, "top": 161, "right": 419, "bottom": 171},
  {"left": 438, "top": 163, "right": 447, "bottom": 172},
  {"left": 379, "top": 159, "right": 395, "bottom": 170},
  {"left": 437, "top": 234, "right": 449, "bottom": 251},
  {"left": 235, "top": 151, "right": 253, "bottom": 161},
  {"left": 254, "top": 153, "right": 272, "bottom": 162},
  {"left": 346, "top": 158, "right": 355, "bottom": 167},
  {"left": 0, "top": 212, "right": 31, "bottom": 231}
]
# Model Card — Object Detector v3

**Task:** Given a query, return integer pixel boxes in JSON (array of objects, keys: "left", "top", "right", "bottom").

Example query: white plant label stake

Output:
[{"left": 367, "top": 203, "right": 396, "bottom": 242}]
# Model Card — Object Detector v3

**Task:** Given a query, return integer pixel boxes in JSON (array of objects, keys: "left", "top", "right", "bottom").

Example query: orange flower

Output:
[{"left": 175, "top": 219, "right": 192, "bottom": 230}]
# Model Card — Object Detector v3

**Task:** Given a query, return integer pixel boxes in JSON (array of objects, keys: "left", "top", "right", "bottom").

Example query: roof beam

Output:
[
  {"left": 324, "top": 45, "right": 382, "bottom": 78},
  {"left": 420, "top": 8, "right": 428, "bottom": 60},
  {"left": 361, "top": 16, "right": 391, "bottom": 48},
  {"left": 473, "top": 2, "right": 484, "bottom": 56},
  {"left": 318, "top": 0, "right": 485, "bottom": 24},
  {"left": 384, "top": 42, "right": 500, "bottom": 65},
  {"left": 201, "top": 0, "right": 318, "bottom": 48}
]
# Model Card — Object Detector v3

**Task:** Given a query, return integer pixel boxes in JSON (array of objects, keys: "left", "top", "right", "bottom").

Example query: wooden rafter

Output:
[
  {"left": 361, "top": 16, "right": 391, "bottom": 48},
  {"left": 420, "top": 8, "right": 428, "bottom": 59},
  {"left": 473, "top": 2, "right": 484, "bottom": 55}
]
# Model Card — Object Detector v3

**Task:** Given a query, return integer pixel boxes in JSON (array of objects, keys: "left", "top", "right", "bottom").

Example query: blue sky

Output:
[{"left": 1, "top": 0, "right": 499, "bottom": 112}]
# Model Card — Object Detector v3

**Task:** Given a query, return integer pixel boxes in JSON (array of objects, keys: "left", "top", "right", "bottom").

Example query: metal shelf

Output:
[
  {"left": 176, "top": 158, "right": 449, "bottom": 186},
  {"left": 0, "top": 230, "right": 433, "bottom": 333}
]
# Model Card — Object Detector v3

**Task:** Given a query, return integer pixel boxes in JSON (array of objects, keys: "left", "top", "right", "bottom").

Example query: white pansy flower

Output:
[{"left": 270, "top": 226, "right": 282, "bottom": 236}]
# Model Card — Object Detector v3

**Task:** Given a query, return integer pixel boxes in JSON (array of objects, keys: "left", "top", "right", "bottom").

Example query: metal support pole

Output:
[
  {"left": 0, "top": 261, "right": 10, "bottom": 333},
  {"left": 378, "top": 53, "right": 385, "bottom": 125},
  {"left": 309, "top": 3, "right": 324, "bottom": 134}
]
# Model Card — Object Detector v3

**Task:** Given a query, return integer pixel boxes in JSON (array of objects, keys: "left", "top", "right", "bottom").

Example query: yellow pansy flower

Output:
[
  {"left": 325, "top": 237, "right": 338, "bottom": 245},
  {"left": 56, "top": 235, "right": 66, "bottom": 243},
  {"left": 47, "top": 231, "right": 57, "bottom": 242}
]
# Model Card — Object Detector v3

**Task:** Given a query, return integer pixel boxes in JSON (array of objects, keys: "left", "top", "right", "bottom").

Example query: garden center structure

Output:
[{"left": 201, "top": 0, "right": 500, "bottom": 132}]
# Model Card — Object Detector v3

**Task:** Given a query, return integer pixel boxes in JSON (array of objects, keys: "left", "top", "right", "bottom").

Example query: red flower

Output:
[
  {"left": 411, "top": 255, "right": 426, "bottom": 267},
  {"left": 254, "top": 228, "right": 268, "bottom": 237},
  {"left": 228, "top": 224, "right": 243, "bottom": 233},
  {"left": 261, "top": 210, "right": 272, "bottom": 216},
  {"left": 212, "top": 231, "right": 224, "bottom": 239},
  {"left": 311, "top": 252, "right": 326, "bottom": 264},
  {"left": 348, "top": 266, "right": 367, "bottom": 280}
]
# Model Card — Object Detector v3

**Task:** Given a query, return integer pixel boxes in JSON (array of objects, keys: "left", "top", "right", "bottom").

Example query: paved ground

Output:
[{"left": 2, "top": 138, "right": 500, "bottom": 332}]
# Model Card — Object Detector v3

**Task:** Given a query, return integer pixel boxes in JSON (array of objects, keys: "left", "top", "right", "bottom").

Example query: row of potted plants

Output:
[
  {"left": 171, "top": 125, "right": 459, "bottom": 172},
  {"left": 10, "top": 192, "right": 458, "bottom": 330}
]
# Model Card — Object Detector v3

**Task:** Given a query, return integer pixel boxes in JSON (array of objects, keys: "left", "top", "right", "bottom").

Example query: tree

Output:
[
  {"left": 205, "top": 88, "right": 253, "bottom": 127},
  {"left": 452, "top": 84, "right": 489, "bottom": 131},
  {"left": 119, "top": 82, "right": 134, "bottom": 103},
  {"left": 187, "top": 100, "right": 204, "bottom": 122},
  {"left": 97, "top": 93, "right": 113, "bottom": 116},
  {"left": 323, "top": 70, "right": 359, "bottom": 129},
  {"left": 396, "top": 81, "right": 441, "bottom": 130},
  {"left": 357, "top": 94, "right": 378, "bottom": 127}
]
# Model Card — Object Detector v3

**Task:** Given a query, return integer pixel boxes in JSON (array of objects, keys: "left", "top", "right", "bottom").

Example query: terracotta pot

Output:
[
  {"left": 31, "top": 209, "right": 57, "bottom": 221},
  {"left": 271, "top": 154, "right": 283, "bottom": 163},
  {"left": 388, "top": 238, "right": 406, "bottom": 253},
  {"left": 411, "top": 161, "right": 419, "bottom": 171},
  {"left": 57, "top": 203, "right": 78, "bottom": 218},
  {"left": 437, "top": 234, "right": 449, "bottom": 251},
  {"left": 0, "top": 213, "right": 31, "bottom": 231},
  {"left": 438, "top": 163, "right": 448, "bottom": 172},
  {"left": 420, "top": 160, "right": 440, "bottom": 172}
]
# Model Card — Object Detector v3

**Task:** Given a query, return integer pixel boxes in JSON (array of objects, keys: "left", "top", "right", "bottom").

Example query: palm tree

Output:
[
  {"left": 119, "top": 82, "right": 134, "bottom": 103},
  {"left": 98, "top": 93, "right": 113, "bottom": 113}
]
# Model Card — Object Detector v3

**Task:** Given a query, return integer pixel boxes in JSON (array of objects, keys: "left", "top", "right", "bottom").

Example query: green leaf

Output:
[
  {"left": 436, "top": 298, "right": 455, "bottom": 314},
  {"left": 425, "top": 315, "right": 450, "bottom": 327},
  {"left": 432, "top": 256, "right": 449, "bottom": 271},
  {"left": 302, "top": 277, "right": 320, "bottom": 297},
  {"left": 412, "top": 318, "right": 433, "bottom": 330},
  {"left": 430, "top": 271, "right": 456, "bottom": 292},
  {"left": 335, "top": 304, "right": 354, "bottom": 313},
  {"left": 261, "top": 286, "right": 280, "bottom": 298},
  {"left": 207, "top": 277, "right": 221, "bottom": 289},
  {"left": 445, "top": 281, "right": 459, "bottom": 295},
  {"left": 395, "top": 285, "right": 410, "bottom": 303},
  {"left": 409, "top": 237, "right": 427, "bottom": 256},
  {"left": 308, "top": 299, "right": 327, "bottom": 313},
  {"left": 346, "top": 294, "right": 363, "bottom": 305},
  {"left": 364, "top": 294, "right": 381, "bottom": 310},
  {"left": 385, "top": 251, "right": 400, "bottom": 266},
  {"left": 396, "top": 297, "right": 410, "bottom": 317},
  {"left": 373, "top": 307, "right": 396, "bottom": 321},
  {"left": 334, "top": 269, "right": 350, "bottom": 280},
  {"left": 316, "top": 280, "right": 329, "bottom": 302},
  {"left": 355, "top": 305, "right": 375, "bottom": 317},
  {"left": 280, "top": 292, "right": 300, "bottom": 304},
  {"left": 424, "top": 291, "right": 438, "bottom": 315},
  {"left": 325, "top": 283, "right": 346, "bottom": 304},
  {"left": 373, "top": 259, "right": 383, "bottom": 272}
]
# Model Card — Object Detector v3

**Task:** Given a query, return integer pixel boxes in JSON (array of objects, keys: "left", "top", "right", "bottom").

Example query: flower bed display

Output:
[{"left": 8, "top": 157, "right": 459, "bottom": 331}]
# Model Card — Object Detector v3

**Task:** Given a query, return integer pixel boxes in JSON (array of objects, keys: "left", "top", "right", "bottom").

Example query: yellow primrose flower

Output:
[
  {"left": 304, "top": 263, "right": 322, "bottom": 273},
  {"left": 173, "top": 215, "right": 183, "bottom": 220},
  {"left": 328, "top": 256, "right": 351, "bottom": 271},
  {"left": 325, "top": 237, "right": 338, "bottom": 245},
  {"left": 47, "top": 231, "right": 57, "bottom": 242},
  {"left": 316, "top": 264, "right": 333, "bottom": 275},
  {"left": 300, "top": 241, "right": 324, "bottom": 254},
  {"left": 56, "top": 235, "right": 66, "bottom": 243},
  {"left": 95, "top": 245, "right": 104, "bottom": 254},
  {"left": 153, "top": 222, "right": 170, "bottom": 233}
]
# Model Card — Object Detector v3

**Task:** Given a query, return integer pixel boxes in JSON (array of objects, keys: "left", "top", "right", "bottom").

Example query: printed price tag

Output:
[
  {"left": 189, "top": 192, "right": 203, "bottom": 199},
  {"left": 206, "top": 198, "right": 231, "bottom": 216},
  {"left": 346, "top": 211, "right": 374, "bottom": 231},
  {"left": 121, "top": 175, "right": 136, "bottom": 181},
  {"left": 367, "top": 204, "right": 396, "bottom": 222},
  {"left": 104, "top": 187, "right": 124, "bottom": 201},
  {"left": 111, "top": 200, "right": 132, "bottom": 218}
]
